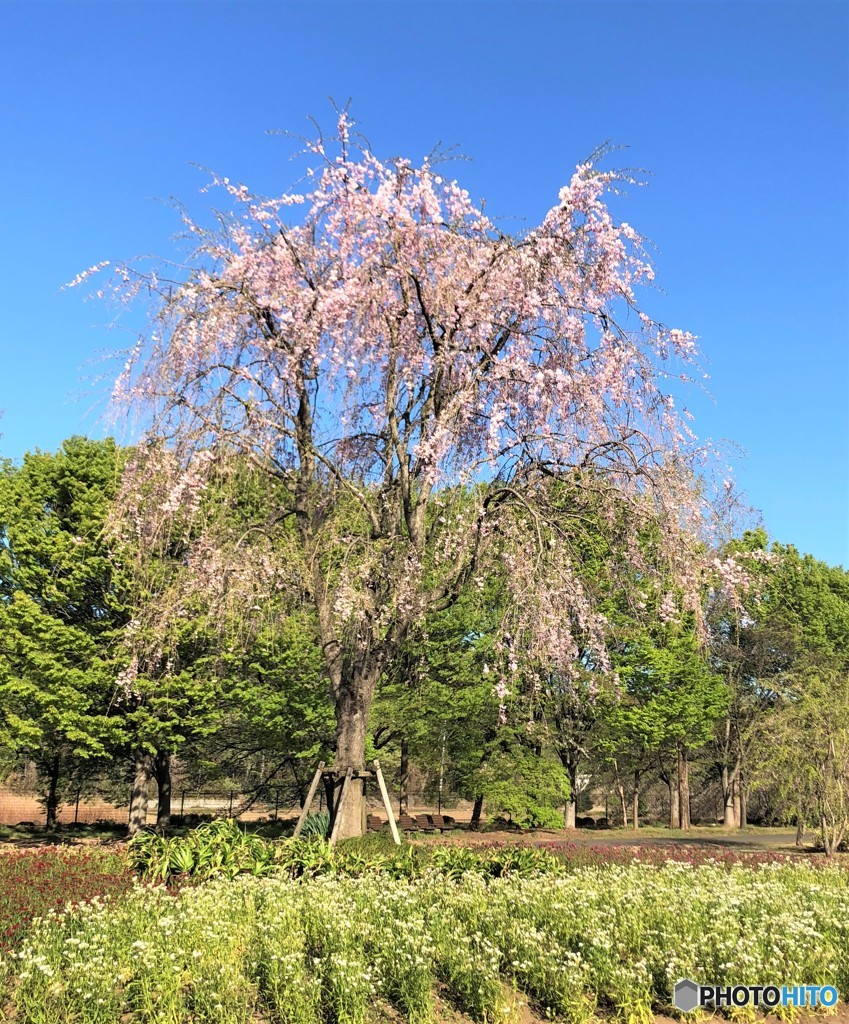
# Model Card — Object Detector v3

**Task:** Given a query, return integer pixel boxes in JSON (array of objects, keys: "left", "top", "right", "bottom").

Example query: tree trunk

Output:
[
  {"left": 564, "top": 759, "right": 578, "bottom": 828},
  {"left": 820, "top": 813, "right": 842, "bottom": 856},
  {"left": 128, "top": 750, "right": 154, "bottom": 836},
  {"left": 732, "top": 780, "right": 742, "bottom": 829},
  {"left": 399, "top": 739, "right": 409, "bottom": 815},
  {"left": 677, "top": 744, "right": 691, "bottom": 831},
  {"left": 617, "top": 782, "right": 629, "bottom": 828},
  {"left": 632, "top": 771, "right": 640, "bottom": 831},
  {"left": 45, "top": 755, "right": 61, "bottom": 830},
  {"left": 795, "top": 808, "right": 806, "bottom": 847},
  {"left": 613, "top": 760, "right": 628, "bottom": 828},
  {"left": 740, "top": 782, "right": 748, "bottom": 829},
  {"left": 154, "top": 751, "right": 172, "bottom": 830},
  {"left": 660, "top": 767, "right": 679, "bottom": 829},
  {"left": 720, "top": 715, "right": 740, "bottom": 828},
  {"left": 723, "top": 765, "right": 741, "bottom": 828},
  {"left": 470, "top": 794, "right": 484, "bottom": 830},
  {"left": 329, "top": 668, "right": 377, "bottom": 840}
]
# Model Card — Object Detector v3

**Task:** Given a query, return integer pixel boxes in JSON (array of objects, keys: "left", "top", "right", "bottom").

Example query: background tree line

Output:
[{"left": 1, "top": 436, "right": 847, "bottom": 846}]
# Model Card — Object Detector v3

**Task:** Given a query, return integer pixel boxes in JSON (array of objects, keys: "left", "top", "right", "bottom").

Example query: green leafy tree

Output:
[
  {"left": 179, "top": 605, "right": 335, "bottom": 810},
  {"left": 709, "top": 533, "right": 849, "bottom": 829},
  {"left": 602, "top": 620, "right": 727, "bottom": 829},
  {"left": 0, "top": 437, "right": 128, "bottom": 826},
  {"left": 753, "top": 666, "right": 849, "bottom": 854}
]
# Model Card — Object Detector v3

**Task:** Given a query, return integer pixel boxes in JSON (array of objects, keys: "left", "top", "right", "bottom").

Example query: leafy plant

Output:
[
  {"left": 426, "top": 846, "right": 485, "bottom": 880},
  {"left": 484, "top": 845, "right": 563, "bottom": 878},
  {"left": 299, "top": 810, "right": 330, "bottom": 839}
]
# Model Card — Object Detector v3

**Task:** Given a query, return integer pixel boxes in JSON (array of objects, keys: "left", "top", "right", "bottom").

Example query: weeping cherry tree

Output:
[{"left": 84, "top": 113, "right": 712, "bottom": 837}]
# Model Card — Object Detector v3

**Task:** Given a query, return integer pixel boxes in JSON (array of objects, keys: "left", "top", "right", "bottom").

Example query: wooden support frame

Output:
[
  {"left": 293, "top": 759, "right": 400, "bottom": 846},
  {"left": 292, "top": 760, "right": 326, "bottom": 838},
  {"left": 373, "top": 759, "right": 402, "bottom": 846}
]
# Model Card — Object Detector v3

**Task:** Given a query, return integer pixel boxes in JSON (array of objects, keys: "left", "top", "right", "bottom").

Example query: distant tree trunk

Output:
[
  {"left": 564, "top": 757, "right": 578, "bottom": 828},
  {"left": 399, "top": 739, "right": 409, "bottom": 815},
  {"left": 45, "top": 755, "right": 61, "bottom": 830},
  {"left": 740, "top": 781, "right": 748, "bottom": 829},
  {"left": 128, "top": 750, "right": 154, "bottom": 836},
  {"left": 632, "top": 771, "right": 641, "bottom": 831},
  {"left": 720, "top": 715, "right": 741, "bottom": 828},
  {"left": 723, "top": 763, "right": 741, "bottom": 828},
  {"left": 618, "top": 785, "right": 629, "bottom": 828},
  {"left": 613, "top": 760, "right": 628, "bottom": 828},
  {"left": 732, "top": 780, "right": 742, "bottom": 829},
  {"left": 470, "top": 794, "right": 484, "bottom": 830},
  {"left": 660, "top": 766, "right": 679, "bottom": 829},
  {"left": 820, "top": 812, "right": 847, "bottom": 857},
  {"left": 677, "top": 744, "right": 691, "bottom": 831},
  {"left": 795, "top": 808, "right": 806, "bottom": 847},
  {"left": 154, "top": 751, "right": 172, "bottom": 829}
]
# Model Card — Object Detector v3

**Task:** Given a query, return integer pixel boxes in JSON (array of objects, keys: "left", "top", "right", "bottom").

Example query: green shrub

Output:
[
  {"left": 127, "top": 818, "right": 279, "bottom": 882},
  {"left": 520, "top": 804, "right": 565, "bottom": 830},
  {"left": 299, "top": 810, "right": 330, "bottom": 839}
]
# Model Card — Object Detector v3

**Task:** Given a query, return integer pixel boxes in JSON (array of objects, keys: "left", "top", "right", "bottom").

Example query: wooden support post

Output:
[
  {"left": 292, "top": 760, "right": 326, "bottom": 838},
  {"left": 329, "top": 767, "right": 353, "bottom": 846},
  {"left": 373, "top": 759, "right": 402, "bottom": 846}
]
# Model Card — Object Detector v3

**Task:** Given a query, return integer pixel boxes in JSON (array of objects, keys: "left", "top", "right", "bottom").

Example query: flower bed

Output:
[
  {"left": 0, "top": 847, "right": 132, "bottom": 952},
  {"left": 7, "top": 860, "right": 849, "bottom": 1024},
  {"left": 539, "top": 841, "right": 818, "bottom": 870}
]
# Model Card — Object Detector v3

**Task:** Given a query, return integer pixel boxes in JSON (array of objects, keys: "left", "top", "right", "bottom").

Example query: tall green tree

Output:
[
  {"left": 709, "top": 533, "right": 849, "bottom": 829},
  {"left": 601, "top": 620, "right": 727, "bottom": 829},
  {"left": 0, "top": 437, "right": 127, "bottom": 826},
  {"left": 753, "top": 666, "right": 849, "bottom": 854}
]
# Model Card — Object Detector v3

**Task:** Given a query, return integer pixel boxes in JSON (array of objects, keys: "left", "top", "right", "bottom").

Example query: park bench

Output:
[
  {"left": 423, "top": 813, "right": 450, "bottom": 832},
  {"left": 366, "top": 813, "right": 385, "bottom": 832},
  {"left": 396, "top": 813, "right": 420, "bottom": 832}
]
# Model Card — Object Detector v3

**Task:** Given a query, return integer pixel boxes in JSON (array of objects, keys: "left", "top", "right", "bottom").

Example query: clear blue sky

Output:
[{"left": 1, "top": 1, "right": 846, "bottom": 566}]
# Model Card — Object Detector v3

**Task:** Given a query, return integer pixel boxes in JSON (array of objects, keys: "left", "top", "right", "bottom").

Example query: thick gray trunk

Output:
[
  {"left": 661, "top": 768, "right": 679, "bottom": 829},
  {"left": 330, "top": 665, "right": 378, "bottom": 840},
  {"left": 723, "top": 771, "right": 740, "bottom": 828},
  {"left": 128, "top": 750, "right": 153, "bottom": 836},
  {"left": 564, "top": 760, "right": 578, "bottom": 828}
]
